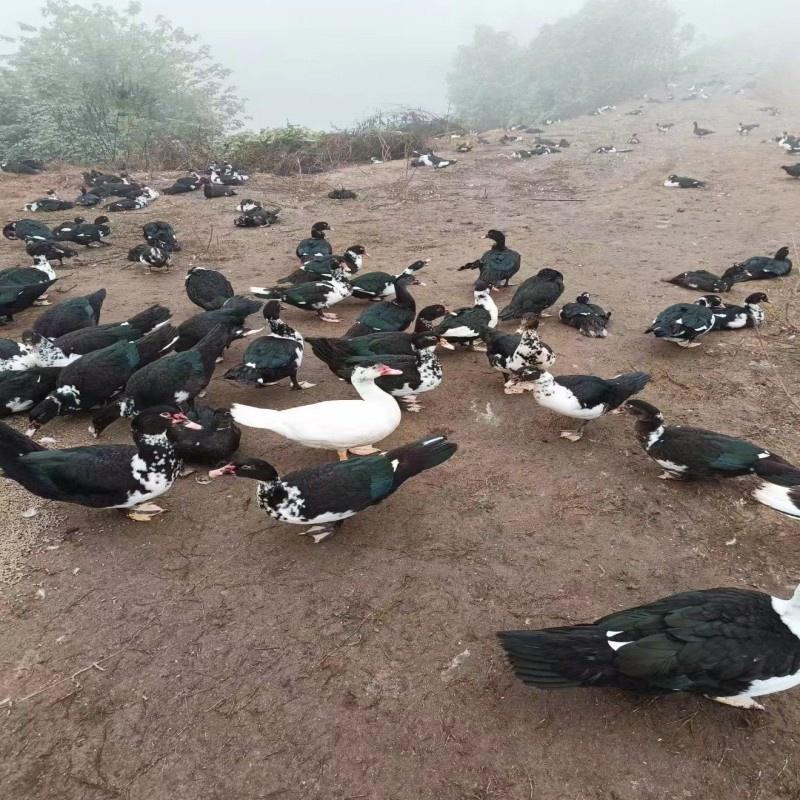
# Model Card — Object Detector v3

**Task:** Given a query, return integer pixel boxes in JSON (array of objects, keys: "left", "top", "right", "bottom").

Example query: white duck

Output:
[{"left": 230, "top": 364, "right": 403, "bottom": 460}]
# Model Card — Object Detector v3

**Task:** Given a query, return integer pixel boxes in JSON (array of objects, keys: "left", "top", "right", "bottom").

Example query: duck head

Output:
[
  {"left": 132, "top": 408, "right": 203, "bottom": 438},
  {"left": 537, "top": 268, "right": 563, "bottom": 283},
  {"left": 623, "top": 399, "right": 664, "bottom": 440},
  {"left": 775, "top": 246, "right": 790, "bottom": 261},
  {"left": 208, "top": 458, "right": 279, "bottom": 482},
  {"left": 343, "top": 245, "right": 368, "bottom": 272},
  {"left": 745, "top": 292, "right": 769, "bottom": 306},
  {"left": 351, "top": 364, "right": 403, "bottom": 382},
  {"left": 261, "top": 300, "right": 283, "bottom": 320},
  {"left": 401, "top": 259, "right": 430, "bottom": 285},
  {"left": 26, "top": 395, "right": 62, "bottom": 435},
  {"left": 515, "top": 313, "right": 541, "bottom": 334},
  {"left": 483, "top": 230, "right": 507, "bottom": 250},
  {"left": 311, "top": 221, "right": 332, "bottom": 239},
  {"left": 576, "top": 292, "right": 591, "bottom": 304},
  {"left": 410, "top": 332, "right": 440, "bottom": 352},
  {"left": 2, "top": 222, "right": 18, "bottom": 240}
]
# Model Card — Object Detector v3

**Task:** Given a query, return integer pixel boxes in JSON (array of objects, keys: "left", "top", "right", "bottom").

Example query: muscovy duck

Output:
[
  {"left": 69, "top": 216, "right": 111, "bottom": 246},
  {"left": 498, "top": 583, "right": 800, "bottom": 709},
  {"left": 409, "top": 151, "right": 455, "bottom": 169},
  {"left": 24, "top": 191, "right": 74, "bottom": 212},
  {"left": 32, "top": 288, "right": 106, "bottom": 339},
  {"left": 74, "top": 187, "right": 101, "bottom": 206},
  {"left": 224, "top": 301, "right": 312, "bottom": 390},
  {"left": 204, "top": 183, "right": 237, "bottom": 199},
  {"left": 328, "top": 188, "right": 357, "bottom": 199},
  {"left": 127, "top": 244, "right": 171, "bottom": 273},
  {"left": 26, "top": 325, "right": 178, "bottom": 433},
  {"left": 170, "top": 405, "right": 241, "bottom": 467},
  {"left": 434, "top": 281, "right": 498, "bottom": 348},
  {"left": 349, "top": 259, "right": 427, "bottom": 300},
  {"left": 0, "top": 337, "right": 39, "bottom": 372},
  {"left": 209, "top": 433, "right": 457, "bottom": 542},
  {"left": 278, "top": 247, "right": 365, "bottom": 285},
  {"left": 143, "top": 221, "right": 181, "bottom": 252},
  {"left": 645, "top": 302, "right": 714, "bottom": 347},
  {"left": 0, "top": 281, "right": 57, "bottom": 324},
  {"left": 174, "top": 296, "right": 262, "bottom": 352},
  {"left": 90, "top": 325, "right": 231, "bottom": 436},
  {"left": 185, "top": 266, "right": 234, "bottom": 311},
  {"left": 234, "top": 208, "right": 280, "bottom": 228},
  {"left": 161, "top": 174, "right": 203, "bottom": 194},
  {"left": 0, "top": 408, "right": 199, "bottom": 520},
  {"left": 236, "top": 199, "right": 262, "bottom": 213},
  {"left": 625, "top": 399, "right": 800, "bottom": 519},
  {"left": 710, "top": 292, "right": 768, "bottom": 330},
  {"left": 738, "top": 122, "right": 759, "bottom": 135},
  {"left": 343, "top": 274, "right": 417, "bottom": 337},
  {"left": 106, "top": 188, "right": 158, "bottom": 211},
  {"left": 525, "top": 368, "right": 650, "bottom": 441},
  {"left": 296, "top": 222, "right": 333, "bottom": 261},
  {"left": 83, "top": 170, "right": 128, "bottom": 186},
  {"left": 3, "top": 219, "right": 53, "bottom": 242},
  {"left": 693, "top": 121, "right": 714, "bottom": 137},
  {"left": 458, "top": 230, "right": 521, "bottom": 288},
  {"left": 781, "top": 164, "right": 800, "bottom": 178},
  {"left": 1, "top": 159, "right": 42, "bottom": 175},
  {"left": 498, "top": 268, "right": 564, "bottom": 321},
  {"left": 722, "top": 247, "right": 792, "bottom": 283},
  {"left": 0, "top": 367, "right": 61, "bottom": 416},
  {"left": 252, "top": 266, "right": 352, "bottom": 323},
  {"left": 0, "top": 255, "right": 57, "bottom": 287},
  {"left": 664, "top": 174, "right": 705, "bottom": 188},
  {"left": 483, "top": 314, "right": 555, "bottom": 393},
  {"left": 558, "top": 293, "right": 611, "bottom": 337},
  {"left": 666, "top": 270, "right": 731, "bottom": 292},
  {"left": 231, "top": 363, "right": 403, "bottom": 460},
  {"left": 25, "top": 239, "right": 76, "bottom": 265}
]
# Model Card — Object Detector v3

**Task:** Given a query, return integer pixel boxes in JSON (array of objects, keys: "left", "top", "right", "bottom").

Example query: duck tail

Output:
[
  {"left": 306, "top": 337, "right": 343, "bottom": 368},
  {"left": 0, "top": 421, "right": 46, "bottom": 484},
  {"left": 194, "top": 324, "right": 232, "bottom": 371},
  {"left": 497, "top": 627, "right": 613, "bottom": 689},
  {"left": 86, "top": 288, "right": 107, "bottom": 322},
  {"left": 752, "top": 455, "right": 800, "bottom": 518},
  {"left": 223, "top": 364, "right": 263, "bottom": 387},
  {"left": 276, "top": 269, "right": 307, "bottom": 285},
  {"left": 608, "top": 372, "right": 650, "bottom": 405},
  {"left": 458, "top": 260, "right": 481, "bottom": 272},
  {"left": 579, "top": 317, "right": 608, "bottom": 338},
  {"left": 385, "top": 433, "right": 457, "bottom": 490},
  {"left": 126, "top": 304, "right": 172, "bottom": 336},
  {"left": 230, "top": 402, "right": 285, "bottom": 432},
  {"left": 498, "top": 304, "right": 519, "bottom": 321},
  {"left": 250, "top": 285, "right": 284, "bottom": 300},
  {"left": 134, "top": 324, "right": 179, "bottom": 366}
]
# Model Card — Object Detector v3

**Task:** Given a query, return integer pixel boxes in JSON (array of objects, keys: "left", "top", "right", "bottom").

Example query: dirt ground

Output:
[{"left": 1, "top": 82, "right": 800, "bottom": 800}]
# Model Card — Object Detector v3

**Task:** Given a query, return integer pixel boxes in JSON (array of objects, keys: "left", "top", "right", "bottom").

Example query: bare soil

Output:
[{"left": 1, "top": 85, "right": 800, "bottom": 800}]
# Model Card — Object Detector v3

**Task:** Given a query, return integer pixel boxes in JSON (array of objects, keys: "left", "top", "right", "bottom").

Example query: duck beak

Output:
[
  {"left": 170, "top": 412, "right": 201, "bottom": 430},
  {"left": 24, "top": 422, "right": 40, "bottom": 437},
  {"left": 207, "top": 465, "right": 230, "bottom": 479},
  {"left": 377, "top": 365, "right": 403, "bottom": 376}
]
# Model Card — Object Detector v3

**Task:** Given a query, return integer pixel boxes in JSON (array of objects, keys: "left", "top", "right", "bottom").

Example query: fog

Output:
[{"left": 4, "top": 0, "right": 799, "bottom": 130}]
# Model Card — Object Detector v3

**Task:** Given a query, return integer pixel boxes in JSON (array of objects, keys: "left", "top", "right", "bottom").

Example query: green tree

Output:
[{"left": 0, "top": 1, "right": 244, "bottom": 165}]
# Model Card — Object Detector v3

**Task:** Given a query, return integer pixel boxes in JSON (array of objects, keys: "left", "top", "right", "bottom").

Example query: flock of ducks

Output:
[{"left": 2, "top": 94, "right": 800, "bottom": 712}]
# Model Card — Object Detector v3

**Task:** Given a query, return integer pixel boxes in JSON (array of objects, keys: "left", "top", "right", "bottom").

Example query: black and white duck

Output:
[
  {"left": 781, "top": 164, "right": 800, "bottom": 178},
  {"left": 344, "top": 274, "right": 418, "bottom": 337},
  {"left": 296, "top": 221, "right": 333, "bottom": 261},
  {"left": 252, "top": 265, "right": 352, "bottom": 323},
  {"left": 710, "top": 292, "right": 768, "bottom": 330},
  {"left": 559, "top": 292, "right": 611, "bottom": 337},
  {"left": 203, "top": 183, "right": 237, "bottom": 199},
  {"left": 32, "top": 288, "right": 106, "bottom": 339},
  {"left": 128, "top": 244, "right": 171, "bottom": 273},
  {"left": 26, "top": 325, "right": 178, "bottom": 433},
  {"left": 624, "top": 399, "right": 800, "bottom": 519},
  {"left": 173, "top": 296, "right": 262, "bottom": 352},
  {"left": 0, "top": 337, "right": 39, "bottom": 371},
  {"left": 308, "top": 305, "right": 450, "bottom": 365},
  {"left": 25, "top": 304, "right": 172, "bottom": 367},
  {"left": 67, "top": 216, "right": 111, "bottom": 247},
  {"left": 0, "top": 407, "right": 200, "bottom": 520},
  {"left": 722, "top": 246, "right": 792, "bottom": 283},
  {"left": 664, "top": 174, "right": 705, "bottom": 188},
  {"left": 349, "top": 259, "right": 428, "bottom": 300},
  {"left": 434, "top": 280, "right": 498, "bottom": 349},
  {"left": 51, "top": 217, "right": 86, "bottom": 241},
  {"left": 161, "top": 173, "right": 203, "bottom": 194},
  {"left": 208, "top": 433, "right": 457, "bottom": 542},
  {"left": 738, "top": 122, "right": 759, "bottom": 135},
  {"left": 312, "top": 332, "right": 443, "bottom": 413},
  {"left": 24, "top": 191, "right": 74, "bottom": 212},
  {"left": 666, "top": 270, "right": 731, "bottom": 292},
  {"left": 645, "top": 301, "right": 714, "bottom": 347},
  {"left": 87, "top": 182, "right": 144, "bottom": 200},
  {"left": 524, "top": 368, "right": 650, "bottom": 441},
  {"left": 231, "top": 364, "right": 403, "bottom": 459},
  {"left": 3, "top": 219, "right": 53, "bottom": 242},
  {"left": 0, "top": 254, "right": 57, "bottom": 288},
  {"left": 499, "top": 582, "right": 800, "bottom": 709},
  {"left": 185, "top": 266, "right": 234, "bottom": 311},
  {"left": 25, "top": 239, "right": 76, "bottom": 265},
  {"left": 90, "top": 325, "right": 231, "bottom": 437},
  {"left": 0, "top": 367, "right": 61, "bottom": 416},
  {"left": 170, "top": 405, "right": 241, "bottom": 468},
  {"left": 1, "top": 159, "right": 42, "bottom": 175},
  {"left": 74, "top": 187, "right": 102, "bottom": 207},
  {"left": 236, "top": 199, "right": 262, "bottom": 213},
  {"left": 498, "top": 268, "right": 564, "bottom": 321},
  {"left": 82, "top": 169, "right": 129, "bottom": 186},
  {"left": 458, "top": 230, "right": 521, "bottom": 288},
  {"left": 0, "top": 280, "right": 57, "bottom": 324},
  {"left": 224, "top": 301, "right": 312, "bottom": 390},
  {"left": 483, "top": 314, "right": 555, "bottom": 393},
  {"left": 106, "top": 187, "right": 158, "bottom": 211},
  {"left": 234, "top": 208, "right": 280, "bottom": 228},
  {"left": 278, "top": 247, "right": 366, "bottom": 285},
  {"left": 409, "top": 151, "right": 456, "bottom": 169},
  {"left": 693, "top": 121, "right": 714, "bottom": 137},
  {"left": 143, "top": 221, "right": 181, "bottom": 252}
]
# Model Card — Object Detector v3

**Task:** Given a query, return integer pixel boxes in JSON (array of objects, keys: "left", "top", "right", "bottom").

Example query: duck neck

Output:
[
  {"left": 478, "top": 295, "right": 498, "bottom": 327},
  {"left": 491, "top": 237, "right": 506, "bottom": 251},
  {"left": 345, "top": 251, "right": 362, "bottom": 271},
  {"left": 516, "top": 328, "right": 541, "bottom": 356},
  {"left": 311, "top": 229, "right": 326, "bottom": 240},
  {"left": 634, "top": 415, "right": 664, "bottom": 447},
  {"left": 268, "top": 317, "right": 301, "bottom": 340},
  {"left": 351, "top": 374, "right": 396, "bottom": 406},
  {"left": 33, "top": 259, "right": 56, "bottom": 279},
  {"left": 134, "top": 430, "right": 175, "bottom": 465},
  {"left": 393, "top": 280, "right": 415, "bottom": 310}
]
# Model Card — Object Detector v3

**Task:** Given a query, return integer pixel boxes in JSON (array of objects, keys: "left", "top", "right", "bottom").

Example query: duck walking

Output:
[
  {"left": 458, "top": 230, "right": 521, "bottom": 288},
  {"left": 722, "top": 246, "right": 792, "bottom": 283},
  {"left": 230, "top": 364, "right": 403, "bottom": 460},
  {"left": 498, "top": 268, "right": 564, "bottom": 321},
  {"left": 208, "top": 433, "right": 457, "bottom": 542},
  {"left": 559, "top": 293, "right": 611, "bottom": 337},
  {"left": 525, "top": 368, "right": 650, "bottom": 441},
  {"left": 252, "top": 265, "right": 352, "bottom": 323},
  {"left": 498, "top": 583, "right": 800, "bottom": 709},
  {"left": 624, "top": 399, "right": 800, "bottom": 518},
  {"left": 0, "top": 408, "right": 200, "bottom": 520},
  {"left": 483, "top": 314, "right": 555, "bottom": 393},
  {"left": 645, "top": 301, "right": 714, "bottom": 347},
  {"left": 224, "top": 301, "right": 312, "bottom": 390}
]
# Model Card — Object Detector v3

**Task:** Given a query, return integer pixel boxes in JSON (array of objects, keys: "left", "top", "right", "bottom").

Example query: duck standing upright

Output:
[
  {"left": 434, "top": 281, "right": 498, "bottom": 349},
  {"left": 279, "top": 247, "right": 366, "bottom": 285},
  {"left": 350, "top": 259, "right": 428, "bottom": 301},
  {"left": 559, "top": 293, "right": 611, "bottom": 337},
  {"left": 498, "top": 582, "right": 800, "bottom": 709},
  {"left": 344, "top": 274, "right": 417, "bottom": 337},
  {"left": 208, "top": 433, "right": 457, "bottom": 542},
  {"left": 230, "top": 364, "right": 403, "bottom": 460},
  {"left": 483, "top": 314, "right": 555, "bottom": 393},
  {"left": 498, "top": 269, "right": 564, "bottom": 321},
  {"left": 525, "top": 368, "right": 650, "bottom": 441},
  {"left": 459, "top": 230, "right": 521, "bottom": 288},
  {"left": 185, "top": 267, "right": 234, "bottom": 310},
  {"left": 32, "top": 289, "right": 107, "bottom": 339},
  {"left": 296, "top": 222, "right": 333, "bottom": 261},
  {"left": 251, "top": 265, "right": 352, "bottom": 323}
]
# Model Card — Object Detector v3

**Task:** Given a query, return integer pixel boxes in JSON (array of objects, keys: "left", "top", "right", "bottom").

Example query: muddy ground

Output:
[{"left": 1, "top": 82, "right": 800, "bottom": 800}]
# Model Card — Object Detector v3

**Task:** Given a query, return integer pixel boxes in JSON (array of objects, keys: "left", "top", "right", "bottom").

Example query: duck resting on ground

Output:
[
  {"left": 128, "top": 244, "right": 171, "bottom": 273},
  {"left": 498, "top": 582, "right": 800, "bottom": 710},
  {"left": 3, "top": 218, "right": 53, "bottom": 242},
  {"left": 523, "top": 368, "right": 650, "bottom": 441},
  {"left": 483, "top": 314, "right": 555, "bottom": 394},
  {"left": 693, "top": 121, "right": 714, "bottom": 137},
  {"left": 709, "top": 292, "right": 769, "bottom": 330},
  {"left": 559, "top": 293, "right": 611, "bottom": 337},
  {"left": 624, "top": 399, "right": 800, "bottom": 519},
  {"left": 0, "top": 408, "right": 201, "bottom": 520},
  {"left": 722, "top": 247, "right": 792, "bottom": 283},
  {"left": 24, "top": 191, "right": 74, "bottom": 212},
  {"left": 230, "top": 363, "right": 403, "bottom": 460},
  {"left": 234, "top": 208, "right": 280, "bottom": 228},
  {"left": 498, "top": 268, "right": 564, "bottom": 321},
  {"left": 223, "top": 300, "right": 313, "bottom": 390},
  {"left": 645, "top": 301, "right": 714, "bottom": 347},
  {"left": 434, "top": 280, "right": 498, "bottom": 349},
  {"left": 664, "top": 174, "right": 705, "bottom": 188},
  {"left": 458, "top": 230, "right": 521, "bottom": 288},
  {"left": 296, "top": 221, "right": 333, "bottom": 261},
  {"left": 349, "top": 259, "right": 428, "bottom": 300},
  {"left": 208, "top": 433, "right": 457, "bottom": 542},
  {"left": 666, "top": 270, "right": 731, "bottom": 292}
]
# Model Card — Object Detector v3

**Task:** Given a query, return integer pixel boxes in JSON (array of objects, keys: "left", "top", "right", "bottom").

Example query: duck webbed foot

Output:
[
  {"left": 317, "top": 311, "right": 340, "bottom": 323},
  {"left": 349, "top": 445, "right": 381, "bottom": 456},
  {"left": 299, "top": 520, "right": 344, "bottom": 543},
  {"left": 677, "top": 340, "right": 702, "bottom": 348},
  {"left": 290, "top": 375, "right": 316, "bottom": 390},
  {"left": 126, "top": 502, "right": 166, "bottom": 522},
  {"left": 560, "top": 421, "right": 588, "bottom": 442},
  {"left": 711, "top": 695, "right": 765, "bottom": 711}
]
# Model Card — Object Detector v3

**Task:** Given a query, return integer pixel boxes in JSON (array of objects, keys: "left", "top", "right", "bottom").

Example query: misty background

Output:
[{"left": 3, "top": 0, "right": 798, "bottom": 131}]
